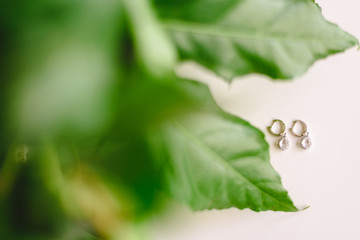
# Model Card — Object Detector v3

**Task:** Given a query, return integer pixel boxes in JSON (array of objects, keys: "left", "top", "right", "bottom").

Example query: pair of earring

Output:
[{"left": 268, "top": 119, "right": 312, "bottom": 150}]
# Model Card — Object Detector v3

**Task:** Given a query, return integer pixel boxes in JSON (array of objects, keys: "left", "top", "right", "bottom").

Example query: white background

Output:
[{"left": 151, "top": 0, "right": 360, "bottom": 239}]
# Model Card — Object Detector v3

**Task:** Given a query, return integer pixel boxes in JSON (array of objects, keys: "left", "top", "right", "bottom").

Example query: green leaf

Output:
[
  {"left": 149, "top": 81, "right": 297, "bottom": 212},
  {"left": 122, "top": 0, "right": 177, "bottom": 79},
  {"left": 91, "top": 71, "right": 198, "bottom": 217},
  {"left": 0, "top": 152, "right": 69, "bottom": 239},
  {"left": 154, "top": 0, "right": 358, "bottom": 80},
  {"left": 3, "top": 0, "right": 123, "bottom": 138}
]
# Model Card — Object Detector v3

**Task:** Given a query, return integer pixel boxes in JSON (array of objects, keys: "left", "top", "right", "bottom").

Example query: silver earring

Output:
[
  {"left": 290, "top": 120, "right": 312, "bottom": 150},
  {"left": 268, "top": 119, "right": 289, "bottom": 150}
]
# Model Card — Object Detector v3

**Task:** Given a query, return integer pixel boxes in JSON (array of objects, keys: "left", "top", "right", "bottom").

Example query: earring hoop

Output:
[
  {"left": 290, "top": 120, "right": 308, "bottom": 137},
  {"left": 267, "top": 119, "right": 286, "bottom": 136}
]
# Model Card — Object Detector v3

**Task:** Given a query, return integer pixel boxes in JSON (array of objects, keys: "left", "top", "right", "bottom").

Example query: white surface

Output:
[{"left": 152, "top": 1, "right": 360, "bottom": 239}]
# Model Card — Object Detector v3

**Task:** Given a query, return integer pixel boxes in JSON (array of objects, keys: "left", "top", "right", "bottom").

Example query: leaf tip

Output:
[{"left": 299, "top": 205, "right": 311, "bottom": 211}]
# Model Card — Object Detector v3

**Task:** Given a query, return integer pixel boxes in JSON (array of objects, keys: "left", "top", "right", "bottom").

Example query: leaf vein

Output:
[{"left": 163, "top": 20, "right": 348, "bottom": 44}]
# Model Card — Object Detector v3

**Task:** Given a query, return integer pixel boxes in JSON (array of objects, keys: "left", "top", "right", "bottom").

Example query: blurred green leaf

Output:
[
  {"left": 122, "top": 0, "right": 177, "bottom": 79},
  {"left": 92, "top": 72, "right": 197, "bottom": 217},
  {"left": 154, "top": 0, "right": 358, "bottom": 80},
  {"left": 149, "top": 80, "right": 297, "bottom": 211},
  {"left": 0, "top": 151, "right": 69, "bottom": 239},
  {"left": 2, "top": 0, "right": 123, "bottom": 139}
]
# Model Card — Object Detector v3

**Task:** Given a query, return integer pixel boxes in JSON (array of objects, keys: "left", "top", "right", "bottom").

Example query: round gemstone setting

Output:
[
  {"left": 300, "top": 135, "right": 312, "bottom": 149},
  {"left": 278, "top": 136, "right": 289, "bottom": 150}
]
